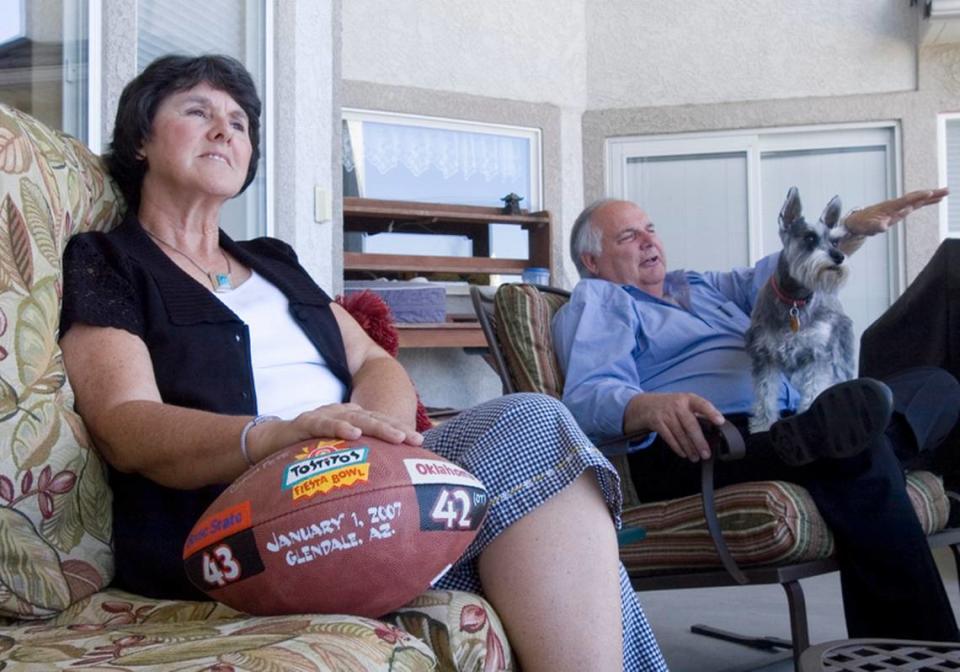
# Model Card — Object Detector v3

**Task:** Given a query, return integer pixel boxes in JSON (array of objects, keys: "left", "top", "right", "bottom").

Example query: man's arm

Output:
[
  {"left": 553, "top": 282, "right": 723, "bottom": 461},
  {"left": 700, "top": 253, "right": 780, "bottom": 317},
  {"left": 553, "top": 282, "right": 645, "bottom": 441},
  {"left": 837, "top": 188, "right": 948, "bottom": 256}
]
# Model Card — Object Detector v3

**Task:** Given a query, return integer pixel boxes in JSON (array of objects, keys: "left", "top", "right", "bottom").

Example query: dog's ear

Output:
[
  {"left": 820, "top": 195, "right": 842, "bottom": 229},
  {"left": 779, "top": 187, "right": 803, "bottom": 230}
]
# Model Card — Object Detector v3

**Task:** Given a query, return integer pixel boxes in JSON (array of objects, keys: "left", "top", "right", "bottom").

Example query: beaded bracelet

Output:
[{"left": 240, "top": 415, "right": 281, "bottom": 467}]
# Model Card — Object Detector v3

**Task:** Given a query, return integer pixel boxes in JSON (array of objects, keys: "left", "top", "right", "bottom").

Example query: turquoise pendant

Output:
[{"left": 210, "top": 272, "right": 233, "bottom": 293}]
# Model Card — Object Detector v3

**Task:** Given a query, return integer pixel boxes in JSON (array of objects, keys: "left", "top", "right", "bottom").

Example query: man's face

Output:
[{"left": 582, "top": 201, "right": 667, "bottom": 297}]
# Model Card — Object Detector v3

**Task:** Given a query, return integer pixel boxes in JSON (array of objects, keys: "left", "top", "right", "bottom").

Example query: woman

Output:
[{"left": 59, "top": 55, "right": 666, "bottom": 672}]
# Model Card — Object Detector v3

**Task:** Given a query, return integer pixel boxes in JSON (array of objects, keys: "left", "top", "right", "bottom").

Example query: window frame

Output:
[
  {"left": 936, "top": 112, "right": 960, "bottom": 242},
  {"left": 605, "top": 121, "right": 904, "bottom": 294}
]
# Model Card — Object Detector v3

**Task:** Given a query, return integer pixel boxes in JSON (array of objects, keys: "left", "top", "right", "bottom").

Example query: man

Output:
[{"left": 553, "top": 191, "right": 960, "bottom": 641}]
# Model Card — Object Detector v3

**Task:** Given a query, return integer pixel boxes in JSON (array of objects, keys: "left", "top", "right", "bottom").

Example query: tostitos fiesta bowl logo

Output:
[{"left": 281, "top": 439, "right": 370, "bottom": 500}]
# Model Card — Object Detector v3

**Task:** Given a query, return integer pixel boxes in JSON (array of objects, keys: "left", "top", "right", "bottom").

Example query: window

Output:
[
  {"left": 342, "top": 109, "right": 542, "bottom": 261},
  {"left": 938, "top": 114, "right": 960, "bottom": 239},
  {"left": 137, "top": 0, "right": 269, "bottom": 241},
  {"left": 607, "top": 124, "right": 899, "bottom": 343},
  {"left": 0, "top": 0, "right": 92, "bottom": 142}
]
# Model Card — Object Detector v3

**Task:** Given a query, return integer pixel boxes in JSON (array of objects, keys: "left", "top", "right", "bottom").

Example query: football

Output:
[{"left": 183, "top": 437, "right": 489, "bottom": 617}]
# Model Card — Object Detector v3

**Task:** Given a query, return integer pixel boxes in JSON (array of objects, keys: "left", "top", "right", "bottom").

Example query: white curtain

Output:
[{"left": 345, "top": 122, "right": 526, "bottom": 183}]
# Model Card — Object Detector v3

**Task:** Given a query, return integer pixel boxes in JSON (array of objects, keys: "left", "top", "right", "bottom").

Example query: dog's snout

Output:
[{"left": 829, "top": 248, "right": 845, "bottom": 265}]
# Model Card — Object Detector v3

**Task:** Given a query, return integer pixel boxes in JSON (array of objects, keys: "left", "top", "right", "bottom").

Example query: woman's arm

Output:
[
  {"left": 62, "top": 315, "right": 423, "bottom": 490},
  {"left": 62, "top": 324, "right": 254, "bottom": 488},
  {"left": 331, "top": 303, "right": 420, "bottom": 429}
]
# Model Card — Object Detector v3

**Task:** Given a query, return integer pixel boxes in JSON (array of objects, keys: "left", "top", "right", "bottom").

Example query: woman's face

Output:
[{"left": 138, "top": 82, "right": 252, "bottom": 204}]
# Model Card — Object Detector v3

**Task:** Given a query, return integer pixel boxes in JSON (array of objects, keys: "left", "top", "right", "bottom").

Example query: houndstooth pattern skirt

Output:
[{"left": 424, "top": 393, "right": 667, "bottom": 672}]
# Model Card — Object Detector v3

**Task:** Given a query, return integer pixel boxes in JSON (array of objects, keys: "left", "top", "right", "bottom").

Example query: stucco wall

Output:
[
  {"left": 586, "top": 0, "right": 919, "bottom": 110},
  {"left": 577, "top": 5, "right": 960, "bottom": 284},
  {"left": 342, "top": 0, "right": 587, "bottom": 108}
]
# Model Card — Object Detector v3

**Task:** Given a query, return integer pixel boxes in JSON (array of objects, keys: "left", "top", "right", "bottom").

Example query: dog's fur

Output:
[{"left": 746, "top": 187, "right": 856, "bottom": 433}]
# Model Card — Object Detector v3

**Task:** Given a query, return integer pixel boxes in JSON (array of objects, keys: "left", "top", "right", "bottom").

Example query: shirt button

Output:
[
  {"left": 241, "top": 391, "right": 250, "bottom": 400},
  {"left": 235, "top": 333, "right": 242, "bottom": 342}
]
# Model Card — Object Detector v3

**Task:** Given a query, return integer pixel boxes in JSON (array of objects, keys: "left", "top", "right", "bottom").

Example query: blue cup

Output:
[{"left": 522, "top": 267, "right": 550, "bottom": 286}]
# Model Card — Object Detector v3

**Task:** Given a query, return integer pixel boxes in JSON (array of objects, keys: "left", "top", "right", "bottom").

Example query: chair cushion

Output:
[
  {"left": 493, "top": 283, "right": 568, "bottom": 399},
  {"left": 0, "top": 588, "right": 511, "bottom": 671},
  {"left": 0, "top": 614, "right": 439, "bottom": 670},
  {"left": 620, "top": 471, "right": 948, "bottom": 571},
  {"left": 0, "top": 105, "right": 123, "bottom": 618}
]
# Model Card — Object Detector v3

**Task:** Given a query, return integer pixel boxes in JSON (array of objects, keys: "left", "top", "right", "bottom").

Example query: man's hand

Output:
[
  {"left": 844, "top": 188, "right": 948, "bottom": 237},
  {"left": 624, "top": 392, "right": 725, "bottom": 462}
]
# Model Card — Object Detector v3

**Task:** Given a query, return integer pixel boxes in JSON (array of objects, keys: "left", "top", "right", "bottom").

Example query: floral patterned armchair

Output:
[{"left": 0, "top": 103, "right": 512, "bottom": 671}]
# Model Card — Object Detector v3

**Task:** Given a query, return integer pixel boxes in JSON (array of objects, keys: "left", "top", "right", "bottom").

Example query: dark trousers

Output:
[
  {"left": 628, "top": 366, "right": 960, "bottom": 640},
  {"left": 861, "top": 238, "right": 960, "bottom": 486}
]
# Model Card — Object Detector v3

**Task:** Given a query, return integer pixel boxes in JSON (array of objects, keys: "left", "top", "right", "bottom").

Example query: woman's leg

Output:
[
  {"left": 477, "top": 472, "right": 622, "bottom": 672},
  {"left": 425, "top": 393, "right": 666, "bottom": 672}
]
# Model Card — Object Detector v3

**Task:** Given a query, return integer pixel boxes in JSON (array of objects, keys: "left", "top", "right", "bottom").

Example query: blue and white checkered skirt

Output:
[{"left": 424, "top": 393, "right": 667, "bottom": 672}]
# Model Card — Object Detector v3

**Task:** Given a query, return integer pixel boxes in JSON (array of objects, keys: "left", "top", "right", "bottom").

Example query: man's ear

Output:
[{"left": 581, "top": 253, "right": 600, "bottom": 276}]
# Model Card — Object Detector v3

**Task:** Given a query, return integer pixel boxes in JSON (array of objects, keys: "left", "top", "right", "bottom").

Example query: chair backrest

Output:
[
  {"left": 471, "top": 283, "right": 570, "bottom": 399},
  {"left": 469, "top": 285, "right": 512, "bottom": 394},
  {"left": 0, "top": 104, "right": 123, "bottom": 619}
]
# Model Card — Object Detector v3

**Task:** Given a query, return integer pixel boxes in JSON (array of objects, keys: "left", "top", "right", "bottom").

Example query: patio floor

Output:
[{"left": 638, "top": 547, "right": 960, "bottom": 672}]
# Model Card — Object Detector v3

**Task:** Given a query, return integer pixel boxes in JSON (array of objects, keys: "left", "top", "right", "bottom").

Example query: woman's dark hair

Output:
[{"left": 106, "top": 54, "right": 262, "bottom": 212}]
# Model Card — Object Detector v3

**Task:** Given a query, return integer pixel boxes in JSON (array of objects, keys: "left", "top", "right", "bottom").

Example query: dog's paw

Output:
[{"left": 749, "top": 415, "right": 775, "bottom": 434}]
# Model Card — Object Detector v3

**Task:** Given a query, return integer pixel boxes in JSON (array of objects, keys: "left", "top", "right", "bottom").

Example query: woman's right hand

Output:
[{"left": 248, "top": 403, "right": 425, "bottom": 464}]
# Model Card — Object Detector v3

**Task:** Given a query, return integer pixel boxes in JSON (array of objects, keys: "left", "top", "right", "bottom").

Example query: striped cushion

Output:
[
  {"left": 494, "top": 284, "right": 568, "bottom": 399},
  {"left": 907, "top": 469, "right": 950, "bottom": 535},
  {"left": 620, "top": 471, "right": 947, "bottom": 571}
]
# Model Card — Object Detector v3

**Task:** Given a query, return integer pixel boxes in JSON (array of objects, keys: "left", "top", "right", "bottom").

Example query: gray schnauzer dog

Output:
[{"left": 746, "top": 187, "right": 855, "bottom": 434}]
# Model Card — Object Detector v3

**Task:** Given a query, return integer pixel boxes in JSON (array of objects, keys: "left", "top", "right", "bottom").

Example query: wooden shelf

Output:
[
  {"left": 344, "top": 197, "right": 551, "bottom": 227},
  {"left": 343, "top": 197, "right": 552, "bottom": 349},
  {"left": 344, "top": 252, "right": 527, "bottom": 275},
  {"left": 397, "top": 323, "right": 487, "bottom": 349}
]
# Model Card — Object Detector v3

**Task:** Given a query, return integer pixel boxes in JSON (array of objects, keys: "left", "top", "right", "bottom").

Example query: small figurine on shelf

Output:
[{"left": 501, "top": 192, "right": 524, "bottom": 214}]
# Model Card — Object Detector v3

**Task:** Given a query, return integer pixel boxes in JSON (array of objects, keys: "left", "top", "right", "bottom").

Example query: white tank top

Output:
[{"left": 215, "top": 270, "right": 347, "bottom": 419}]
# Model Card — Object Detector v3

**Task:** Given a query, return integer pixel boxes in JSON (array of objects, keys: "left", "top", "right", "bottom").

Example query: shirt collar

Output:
[{"left": 620, "top": 270, "right": 691, "bottom": 310}]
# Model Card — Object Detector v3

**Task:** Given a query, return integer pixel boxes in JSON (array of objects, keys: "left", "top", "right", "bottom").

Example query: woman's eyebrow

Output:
[{"left": 179, "top": 94, "right": 248, "bottom": 121}]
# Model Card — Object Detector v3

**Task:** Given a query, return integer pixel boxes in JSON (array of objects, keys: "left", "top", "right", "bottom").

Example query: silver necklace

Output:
[{"left": 145, "top": 229, "right": 233, "bottom": 292}]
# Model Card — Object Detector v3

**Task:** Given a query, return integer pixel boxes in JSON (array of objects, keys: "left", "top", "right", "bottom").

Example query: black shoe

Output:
[{"left": 768, "top": 378, "right": 894, "bottom": 467}]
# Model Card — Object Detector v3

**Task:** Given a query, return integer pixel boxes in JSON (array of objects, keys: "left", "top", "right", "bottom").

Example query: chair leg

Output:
[
  {"left": 689, "top": 624, "right": 792, "bottom": 651},
  {"left": 782, "top": 579, "right": 810, "bottom": 670},
  {"left": 951, "top": 543, "right": 960, "bottom": 598},
  {"left": 688, "top": 579, "right": 810, "bottom": 672}
]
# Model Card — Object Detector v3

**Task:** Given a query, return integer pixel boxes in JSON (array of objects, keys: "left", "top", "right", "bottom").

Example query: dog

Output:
[{"left": 746, "top": 187, "right": 856, "bottom": 433}]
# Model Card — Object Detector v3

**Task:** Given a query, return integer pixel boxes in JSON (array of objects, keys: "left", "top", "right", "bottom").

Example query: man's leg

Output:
[
  {"left": 860, "top": 239, "right": 960, "bottom": 381},
  {"left": 627, "top": 419, "right": 959, "bottom": 640},
  {"left": 881, "top": 366, "right": 960, "bottom": 489},
  {"left": 798, "top": 434, "right": 959, "bottom": 640}
]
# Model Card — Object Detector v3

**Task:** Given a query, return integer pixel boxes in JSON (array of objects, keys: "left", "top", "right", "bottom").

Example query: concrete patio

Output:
[{"left": 640, "top": 547, "right": 960, "bottom": 672}]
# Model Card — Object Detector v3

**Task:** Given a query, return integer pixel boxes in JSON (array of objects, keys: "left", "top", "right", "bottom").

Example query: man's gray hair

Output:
[{"left": 571, "top": 199, "right": 618, "bottom": 278}]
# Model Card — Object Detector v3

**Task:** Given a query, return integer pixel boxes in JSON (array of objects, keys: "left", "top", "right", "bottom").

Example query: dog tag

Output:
[{"left": 789, "top": 306, "right": 801, "bottom": 333}]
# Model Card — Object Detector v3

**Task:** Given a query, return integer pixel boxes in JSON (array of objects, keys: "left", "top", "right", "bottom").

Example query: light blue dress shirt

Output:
[{"left": 552, "top": 253, "right": 800, "bottom": 449}]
